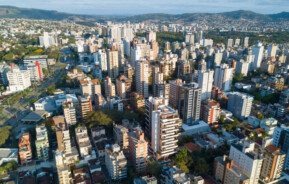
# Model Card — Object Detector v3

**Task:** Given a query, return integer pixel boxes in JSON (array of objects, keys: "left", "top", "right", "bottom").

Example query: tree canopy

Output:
[
  {"left": 85, "top": 111, "right": 113, "bottom": 127},
  {"left": 147, "top": 159, "right": 162, "bottom": 178},
  {"left": 174, "top": 148, "right": 191, "bottom": 173},
  {"left": 0, "top": 126, "right": 12, "bottom": 146}
]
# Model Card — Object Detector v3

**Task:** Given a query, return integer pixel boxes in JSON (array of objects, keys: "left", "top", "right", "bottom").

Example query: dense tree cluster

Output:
[{"left": 0, "top": 126, "right": 12, "bottom": 146}]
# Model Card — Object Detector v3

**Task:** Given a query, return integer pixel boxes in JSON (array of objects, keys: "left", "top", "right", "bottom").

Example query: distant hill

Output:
[
  {"left": 120, "top": 10, "right": 289, "bottom": 23},
  {"left": 0, "top": 6, "right": 112, "bottom": 23},
  {"left": 0, "top": 6, "right": 289, "bottom": 24},
  {"left": 0, "top": 6, "right": 73, "bottom": 20}
]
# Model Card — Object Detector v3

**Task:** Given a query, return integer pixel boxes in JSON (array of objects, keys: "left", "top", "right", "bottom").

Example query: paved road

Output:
[
  {"left": 17, "top": 161, "right": 55, "bottom": 172},
  {"left": 0, "top": 63, "right": 67, "bottom": 140}
]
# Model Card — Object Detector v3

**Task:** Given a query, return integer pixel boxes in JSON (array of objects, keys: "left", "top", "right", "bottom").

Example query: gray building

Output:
[{"left": 227, "top": 92, "right": 253, "bottom": 119}]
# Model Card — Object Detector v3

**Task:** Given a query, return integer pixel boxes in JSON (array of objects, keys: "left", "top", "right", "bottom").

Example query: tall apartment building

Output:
[
  {"left": 56, "top": 165, "right": 73, "bottom": 184},
  {"left": 105, "top": 144, "right": 127, "bottom": 180},
  {"left": 75, "top": 126, "right": 92, "bottom": 157},
  {"left": 116, "top": 74, "right": 132, "bottom": 99},
  {"left": 227, "top": 38, "right": 234, "bottom": 48},
  {"left": 35, "top": 125, "right": 49, "bottom": 160},
  {"left": 96, "top": 49, "right": 108, "bottom": 71},
  {"left": 80, "top": 77, "right": 101, "bottom": 98},
  {"left": 185, "top": 33, "right": 194, "bottom": 45},
  {"left": 201, "top": 99, "right": 221, "bottom": 125},
  {"left": 197, "top": 70, "right": 214, "bottom": 100},
  {"left": 107, "top": 49, "right": 119, "bottom": 79},
  {"left": 56, "top": 130, "right": 79, "bottom": 165},
  {"left": 180, "top": 82, "right": 201, "bottom": 124},
  {"left": 145, "top": 96, "right": 167, "bottom": 138},
  {"left": 135, "top": 59, "right": 149, "bottom": 98},
  {"left": 24, "top": 61, "right": 43, "bottom": 81},
  {"left": 62, "top": 100, "right": 77, "bottom": 126},
  {"left": 151, "top": 105, "right": 181, "bottom": 159},
  {"left": 39, "top": 32, "right": 58, "bottom": 48},
  {"left": 214, "top": 142, "right": 263, "bottom": 184},
  {"left": 169, "top": 80, "right": 201, "bottom": 124},
  {"left": 130, "top": 42, "right": 151, "bottom": 63},
  {"left": 214, "top": 64, "right": 234, "bottom": 92},
  {"left": 214, "top": 52, "right": 223, "bottom": 66},
  {"left": 229, "top": 142, "right": 263, "bottom": 184},
  {"left": 113, "top": 124, "right": 129, "bottom": 150},
  {"left": 252, "top": 42, "right": 264, "bottom": 70},
  {"left": 6, "top": 66, "right": 31, "bottom": 93},
  {"left": 128, "top": 128, "right": 148, "bottom": 174},
  {"left": 150, "top": 41, "right": 159, "bottom": 60},
  {"left": 236, "top": 59, "right": 250, "bottom": 77},
  {"left": 244, "top": 37, "right": 249, "bottom": 48},
  {"left": 168, "top": 79, "right": 183, "bottom": 109},
  {"left": 260, "top": 145, "right": 285, "bottom": 183},
  {"left": 104, "top": 76, "right": 116, "bottom": 98},
  {"left": 227, "top": 92, "right": 253, "bottom": 119},
  {"left": 18, "top": 133, "right": 32, "bottom": 165},
  {"left": 214, "top": 155, "right": 250, "bottom": 184},
  {"left": 267, "top": 44, "right": 277, "bottom": 58},
  {"left": 146, "top": 31, "right": 156, "bottom": 42},
  {"left": 78, "top": 96, "right": 92, "bottom": 119}
]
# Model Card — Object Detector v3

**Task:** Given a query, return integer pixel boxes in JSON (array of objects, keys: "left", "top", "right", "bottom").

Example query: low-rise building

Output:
[{"left": 18, "top": 133, "right": 32, "bottom": 165}]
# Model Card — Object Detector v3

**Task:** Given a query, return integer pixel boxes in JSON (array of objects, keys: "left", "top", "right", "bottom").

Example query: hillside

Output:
[{"left": 1, "top": 6, "right": 289, "bottom": 24}]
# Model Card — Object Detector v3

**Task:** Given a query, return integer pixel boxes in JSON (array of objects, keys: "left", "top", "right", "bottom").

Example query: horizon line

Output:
[{"left": 0, "top": 5, "right": 288, "bottom": 17}]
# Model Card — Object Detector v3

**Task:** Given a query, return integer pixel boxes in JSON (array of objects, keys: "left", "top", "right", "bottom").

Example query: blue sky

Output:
[{"left": 1, "top": 0, "right": 289, "bottom": 15}]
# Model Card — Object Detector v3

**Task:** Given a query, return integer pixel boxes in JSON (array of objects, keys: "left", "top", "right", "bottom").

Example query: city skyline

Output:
[{"left": 1, "top": 0, "right": 289, "bottom": 15}]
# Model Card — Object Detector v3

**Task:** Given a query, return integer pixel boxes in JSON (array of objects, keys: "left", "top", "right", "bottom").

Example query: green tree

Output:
[
  {"left": 219, "top": 115, "right": 225, "bottom": 124},
  {"left": 85, "top": 111, "right": 113, "bottom": 127},
  {"left": 174, "top": 148, "right": 191, "bottom": 173},
  {"left": 3, "top": 53, "right": 14, "bottom": 61},
  {"left": 46, "top": 84, "right": 56, "bottom": 95},
  {"left": 233, "top": 73, "right": 244, "bottom": 83},
  {"left": 147, "top": 159, "right": 162, "bottom": 178},
  {"left": 0, "top": 84, "right": 5, "bottom": 93},
  {"left": 256, "top": 113, "right": 264, "bottom": 120},
  {"left": 0, "top": 126, "right": 12, "bottom": 146},
  {"left": 194, "top": 158, "right": 209, "bottom": 174},
  {"left": 0, "top": 161, "right": 18, "bottom": 175},
  {"left": 42, "top": 68, "right": 49, "bottom": 77}
]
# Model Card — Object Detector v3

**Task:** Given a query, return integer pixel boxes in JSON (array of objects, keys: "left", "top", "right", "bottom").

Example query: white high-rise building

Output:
[
  {"left": 107, "top": 49, "right": 119, "bottom": 79},
  {"left": 235, "top": 38, "right": 241, "bottom": 47},
  {"left": 252, "top": 42, "right": 264, "bottom": 70},
  {"left": 63, "top": 100, "right": 77, "bottom": 126},
  {"left": 146, "top": 31, "right": 156, "bottom": 42},
  {"left": 227, "top": 92, "right": 253, "bottom": 119},
  {"left": 236, "top": 59, "right": 250, "bottom": 76},
  {"left": 213, "top": 64, "right": 234, "bottom": 92},
  {"left": 185, "top": 33, "right": 194, "bottom": 45},
  {"left": 229, "top": 142, "right": 263, "bottom": 184},
  {"left": 198, "top": 70, "right": 214, "bottom": 100},
  {"left": 109, "top": 25, "right": 122, "bottom": 42},
  {"left": 95, "top": 49, "right": 107, "bottom": 71},
  {"left": 227, "top": 38, "right": 234, "bottom": 48},
  {"left": 131, "top": 43, "right": 150, "bottom": 64},
  {"left": 39, "top": 32, "right": 58, "bottom": 48},
  {"left": 135, "top": 59, "right": 149, "bottom": 98},
  {"left": 214, "top": 52, "right": 223, "bottom": 66},
  {"left": 121, "top": 26, "right": 134, "bottom": 41},
  {"left": 267, "top": 44, "right": 278, "bottom": 58},
  {"left": 105, "top": 144, "right": 127, "bottom": 180},
  {"left": 244, "top": 37, "right": 249, "bottom": 48},
  {"left": 151, "top": 104, "right": 181, "bottom": 159},
  {"left": 6, "top": 66, "right": 31, "bottom": 93}
]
